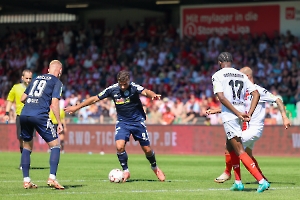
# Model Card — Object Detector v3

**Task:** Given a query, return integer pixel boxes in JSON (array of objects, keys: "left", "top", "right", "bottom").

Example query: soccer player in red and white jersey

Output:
[
  {"left": 211, "top": 52, "right": 270, "bottom": 193},
  {"left": 208, "top": 66, "right": 291, "bottom": 184}
]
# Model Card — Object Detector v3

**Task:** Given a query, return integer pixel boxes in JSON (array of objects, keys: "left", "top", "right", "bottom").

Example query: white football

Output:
[{"left": 108, "top": 169, "right": 124, "bottom": 183}]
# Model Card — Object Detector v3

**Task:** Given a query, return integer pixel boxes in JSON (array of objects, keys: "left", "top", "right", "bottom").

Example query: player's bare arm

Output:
[
  {"left": 64, "top": 95, "right": 100, "bottom": 114},
  {"left": 206, "top": 108, "right": 221, "bottom": 115},
  {"left": 216, "top": 92, "right": 246, "bottom": 120},
  {"left": 247, "top": 90, "right": 260, "bottom": 117},
  {"left": 62, "top": 117, "right": 67, "bottom": 133},
  {"left": 51, "top": 98, "right": 63, "bottom": 134},
  {"left": 20, "top": 93, "right": 28, "bottom": 104},
  {"left": 142, "top": 89, "right": 161, "bottom": 100},
  {"left": 275, "top": 98, "right": 291, "bottom": 129}
]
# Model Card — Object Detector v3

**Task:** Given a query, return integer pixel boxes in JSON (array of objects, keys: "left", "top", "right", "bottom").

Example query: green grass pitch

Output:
[{"left": 0, "top": 152, "right": 299, "bottom": 200}]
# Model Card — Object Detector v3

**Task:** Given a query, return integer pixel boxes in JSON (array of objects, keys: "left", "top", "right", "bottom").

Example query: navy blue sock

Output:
[
  {"left": 49, "top": 147, "right": 61, "bottom": 175},
  {"left": 117, "top": 151, "right": 128, "bottom": 170},
  {"left": 146, "top": 151, "right": 157, "bottom": 168},
  {"left": 19, "top": 147, "right": 24, "bottom": 167},
  {"left": 21, "top": 148, "right": 31, "bottom": 177}
]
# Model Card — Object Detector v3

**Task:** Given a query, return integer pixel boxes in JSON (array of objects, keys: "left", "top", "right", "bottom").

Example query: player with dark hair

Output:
[
  {"left": 4, "top": 69, "right": 36, "bottom": 170},
  {"left": 65, "top": 70, "right": 166, "bottom": 182},
  {"left": 208, "top": 66, "right": 291, "bottom": 183},
  {"left": 20, "top": 60, "right": 64, "bottom": 189},
  {"left": 211, "top": 52, "right": 270, "bottom": 193}
]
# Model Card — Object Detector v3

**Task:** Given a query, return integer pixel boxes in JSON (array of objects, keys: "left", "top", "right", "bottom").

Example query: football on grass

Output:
[{"left": 108, "top": 169, "right": 124, "bottom": 183}]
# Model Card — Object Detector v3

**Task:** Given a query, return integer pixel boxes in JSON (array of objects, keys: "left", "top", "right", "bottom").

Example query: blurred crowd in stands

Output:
[{"left": 0, "top": 19, "right": 299, "bottom": 125}]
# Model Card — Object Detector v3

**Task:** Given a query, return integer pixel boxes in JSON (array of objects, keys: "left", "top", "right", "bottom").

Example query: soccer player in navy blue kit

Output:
[
  {"left": 20, "top": 60, "right": 64, "bottom": 189},
  {"left": 65, "top": 70, "right": 166, "bottom": 182}
]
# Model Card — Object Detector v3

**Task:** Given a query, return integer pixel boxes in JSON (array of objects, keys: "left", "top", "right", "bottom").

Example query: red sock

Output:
[
  {"left": 229, "top": 151, "right": 241, "bottom": 181},
  {"left": 239, "top": 152, "right": 263, "bottom": 181},
  {"left": 252, "top": 156, "right": 268, "bottom": 181},
  {"left": 224, "top": 152, "right": 232, "bottom": 175}
]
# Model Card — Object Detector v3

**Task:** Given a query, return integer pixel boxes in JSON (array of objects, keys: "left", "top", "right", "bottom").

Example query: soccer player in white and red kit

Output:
[
  {"left": 211, "top": 52, "right": 270, "bottom": 193},
  {"left": 210, "top": 66, "right": 291, "bottom": 184}
]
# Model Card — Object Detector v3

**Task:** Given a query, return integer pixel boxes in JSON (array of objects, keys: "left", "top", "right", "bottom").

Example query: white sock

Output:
[
  {"left": 49, "top": 174, "right": 56, "bottom": 180},
  {"left": 24, "top": 177, "right": 31, "bottom": 182},
  {"left": 258, "top": 179, "right": 265, "bottom": 184},
  {"left": 235, "top": 180, "right": 242, "bottom": 184},
  {"left": 124, "top": 169, "right": 130, "bottom": 172}
]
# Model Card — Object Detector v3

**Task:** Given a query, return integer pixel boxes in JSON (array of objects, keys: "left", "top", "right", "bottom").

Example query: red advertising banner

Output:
[
  {"left": 181, "top": 5, "right": 280, "bottom": 39},
  {"left": 1, "top": 124, "right": 299, "bottom": 156}
]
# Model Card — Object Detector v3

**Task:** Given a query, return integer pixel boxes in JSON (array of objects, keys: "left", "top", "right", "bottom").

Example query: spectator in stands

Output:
[
  {"left": 161, "top": 106, "right": 175, "bottom": 125},
  {"left": 147, "top": 104, "right": 162, "bottom": 124},
  {"left": 0, "top": 20, "right": 299, "bottom": 125},
  {"left": 182, "top": 94, "right": 200, "bottom": 124}
]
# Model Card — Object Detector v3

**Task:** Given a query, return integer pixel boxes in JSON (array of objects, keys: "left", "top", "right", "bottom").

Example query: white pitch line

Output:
[
  {"left": 2, "top": 179, "right": 192, "bottom": 183},
  {"left": 2, "top": 187, "right": 300, "bottom": 197}
]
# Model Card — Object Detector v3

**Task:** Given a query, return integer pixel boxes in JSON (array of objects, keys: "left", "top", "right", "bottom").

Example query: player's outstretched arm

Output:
[
  {"left": 64, "top": 95, "right": 100, "bottom": 114},
  {"left": 142, "top": 89, "right": 161, "bottom": 100},
  {"left": 276, "top": 98, "right": 291, "bottom": 129},
  {"left": 206, "top": 108, "right": 221, "bottom": 115}
]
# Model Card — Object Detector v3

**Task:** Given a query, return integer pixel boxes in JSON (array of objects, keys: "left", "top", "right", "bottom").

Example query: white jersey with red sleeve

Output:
[
  {"left": 245, "top": 84, "right": 278, "bottom": 126},
  {"left": 212, "top": 67, "right": 257, "bottom": 122}
]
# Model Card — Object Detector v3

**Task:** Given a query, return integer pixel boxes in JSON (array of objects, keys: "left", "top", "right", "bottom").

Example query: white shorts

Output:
[
  {"left": 242, "top": 125, "right": 264, "bottom": 149},
  {"left": 223, "top": 119, "right": 243, "bottom": 140}
]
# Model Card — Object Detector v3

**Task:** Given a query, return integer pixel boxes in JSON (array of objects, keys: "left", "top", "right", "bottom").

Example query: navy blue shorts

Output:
[
  {"left": 115, "top": 120, "right": 150, "bottom": 146},
  {"left": 20, "top": 115, "right": 58, "bottom": 143},
  {"left": 16, "top": 115, "right": 36, "bottom": 139}
]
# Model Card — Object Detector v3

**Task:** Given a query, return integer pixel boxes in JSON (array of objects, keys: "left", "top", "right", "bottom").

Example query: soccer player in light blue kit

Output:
[
  {"left": 20, "top": 60, "right": 64, "bottom": 189},
  {"left": 65, "top": 70, "right": 166, "bottom": 182}
]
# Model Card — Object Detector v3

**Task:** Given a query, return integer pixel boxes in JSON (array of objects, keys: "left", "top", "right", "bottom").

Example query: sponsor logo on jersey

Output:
[
  {"left": 26, "top": 98, "right": 39, "bottom": 104},
  {"left": 115, "top": 97, "right": 130, "bottom": 104},
  {"left": 124, "top": 90, "right": 129, "bottom": 96}
]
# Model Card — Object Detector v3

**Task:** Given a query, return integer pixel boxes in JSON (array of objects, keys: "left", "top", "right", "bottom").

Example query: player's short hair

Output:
[
  {"left": 218, "top": 52, "right": 233, "bottom": 63},
  {"left": 49, "top": 59, "right": 62, "bottom": 67},
  {"left": 22, "top": 69, "right": 32, "bottom": 76},
  {"left": 117, "top": 70, "right": 130, "bottom": 82}
]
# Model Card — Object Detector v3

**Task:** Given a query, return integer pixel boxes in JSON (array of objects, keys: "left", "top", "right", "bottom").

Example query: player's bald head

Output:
[
  {"left": 49, "top": 60, "right": 62, "bottom": 69},
  {"left": 240, "top": 66, "right": 252, "bottom": 77},
  {"left": 48, "top": 60, "right": 62, "bottom": 77},
  {"left": 240, "top": 66, "right": 254, "bottom": 84}
]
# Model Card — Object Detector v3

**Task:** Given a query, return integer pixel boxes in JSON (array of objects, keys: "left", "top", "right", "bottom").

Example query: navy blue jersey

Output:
[
  {"left": 97, "top": 82, "right": 145, "bottom": 122},
  {"left": 21, "top": 74, "right": 63, "bottom": 118}
]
